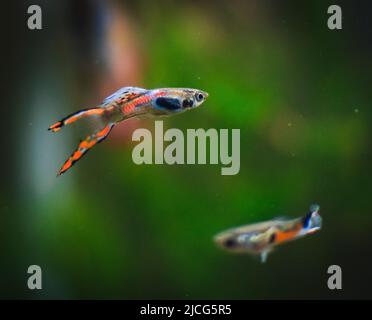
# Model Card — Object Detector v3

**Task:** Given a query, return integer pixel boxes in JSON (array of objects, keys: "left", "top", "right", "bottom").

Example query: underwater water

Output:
[{"left": 1, "top": 0, "right": 372, "bottom": 299}]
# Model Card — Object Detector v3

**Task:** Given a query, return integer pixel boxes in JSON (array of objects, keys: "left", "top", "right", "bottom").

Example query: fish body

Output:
[
  {"left": 48, "top": 87, "right": 208, "bottom": 175},
  {"left": 214, "top": 205, "right": 322, "bottom": 263}
]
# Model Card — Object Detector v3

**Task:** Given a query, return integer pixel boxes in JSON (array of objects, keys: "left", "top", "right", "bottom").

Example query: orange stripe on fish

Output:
[
  {"left": 49, "top": 121, "right": 62, "bottom": 132},
  {"left": 122, "top": 91, "right": 166, "bottom": 114},
  {"left": 122, "top": 95, "right": 150, "bottom": 114},
  {"left": 96, "top": 125, "right": 111, "bottom": 138},
  {"left": 273, "top": 225, "right": 302, "bottom": 245}
]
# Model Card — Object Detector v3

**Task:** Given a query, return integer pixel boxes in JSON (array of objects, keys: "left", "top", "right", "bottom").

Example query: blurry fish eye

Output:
[
  {"left": 182, "top": 99, "right": 194, "bottom": 108},
  {"left": 224, "top": 238, "right": 237, "bottom": 248},
  {"left": 195, "top": 93, "right": 204, "bottom": 102}
]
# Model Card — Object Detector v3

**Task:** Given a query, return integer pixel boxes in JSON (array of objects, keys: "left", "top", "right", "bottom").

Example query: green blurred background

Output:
[{"left": 1, "top": 0, "right": 372, "bottom": 299}]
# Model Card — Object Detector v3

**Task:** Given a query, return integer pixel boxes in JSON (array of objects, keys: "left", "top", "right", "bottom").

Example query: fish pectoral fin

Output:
[
  {"left": 250, "top": 226, "right": 277, "bottom": 244},
  {"left": 260, "top": 250, "right": 271, "bottom": 263},
  {"left": 57, "top": 123, "right": 114, "bottom": 176}
]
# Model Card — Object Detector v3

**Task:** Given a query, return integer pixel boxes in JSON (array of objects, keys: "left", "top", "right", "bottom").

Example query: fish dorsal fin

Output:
[
  {"left": 102, "top": 86, "right": 148, "bottom": 106},
  {"left": 272, "top": 216, "right": 289, "bottom": 222}
]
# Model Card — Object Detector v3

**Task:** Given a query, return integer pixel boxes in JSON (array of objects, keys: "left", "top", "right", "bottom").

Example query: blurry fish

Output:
[
  {"left": 48, "top": 87, "right": 208, "bottom": 176},
  {"left": 214, "top": 204, "right": 322, "bottom": 263}
]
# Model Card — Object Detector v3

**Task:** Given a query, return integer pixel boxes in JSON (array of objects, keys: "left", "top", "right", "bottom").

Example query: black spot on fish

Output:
[
  {"left": 224, "top": 238, "right": 237, "bottom": 248},
  {"left": 182, "top": 99, "right": 193, "bottom": 108},
  {"left": 156, "top": 97, "right": 181, "bottom": 110},
  {"left": 269, "top": 233, "right": 276, "bottom": 244}
]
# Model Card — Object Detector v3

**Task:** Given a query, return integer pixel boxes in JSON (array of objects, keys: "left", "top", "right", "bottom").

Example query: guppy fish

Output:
[
  {"left": 48, "top": 87, "right": 208, "bottom": 176},
  {"left": 214, "top": 204, "right": 322, "bottom": 263}
]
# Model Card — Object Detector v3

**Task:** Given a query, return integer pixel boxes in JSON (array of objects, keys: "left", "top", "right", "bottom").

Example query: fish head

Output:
[
  {"left": 214, "top": 232, "right": 240, "bottom": 251},
  {"left": 153, "top": 88, "right": 208, "bottom": 114},
  {"left": 185, "top": 88, "right": 209, "bottom": 109},
  {"left": 302, "top": 204, "right": 322, "bottom": 234}
]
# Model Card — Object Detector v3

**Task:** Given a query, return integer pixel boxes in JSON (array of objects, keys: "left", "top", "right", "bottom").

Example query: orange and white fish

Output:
[
  {"left": 214, "top": 204, "right": 322, "bottom": 263},
  {"left": 48, "top": 87, "right": 208, "bottom": 176}
]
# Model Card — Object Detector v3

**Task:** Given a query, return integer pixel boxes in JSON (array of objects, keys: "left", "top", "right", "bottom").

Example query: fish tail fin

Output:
[
  {"left": 302, "top": 204, "right": 320, "bottom": 227},
  {"left": 309, "top": 204, "right": 320, "bottom": 214},
  {"left": 57, "top": 123, "right": 114, "bottom": 176},
  {"left": 302, "top": 204, "right": 322, "bottom": 232},
  {"left": 48, "top": 107, "right": 105, "bottom": 132}
]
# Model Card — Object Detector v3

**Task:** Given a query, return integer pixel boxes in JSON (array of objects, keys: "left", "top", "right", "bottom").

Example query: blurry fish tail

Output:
[
  {"left": 57, "top": 123, "right": 114, "bottom": 176},
  {"left": 48, "top": 107, "right": 105, "bottom": 132},
  {"left": 302, "top": 204, "right": 321, "bottom": 227}
]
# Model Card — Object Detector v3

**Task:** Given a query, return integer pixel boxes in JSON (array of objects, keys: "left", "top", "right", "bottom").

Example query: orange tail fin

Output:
[
  {"left": 48, "top": 107, "right": 105, "bottom": 132},
  {"left": 57, "top": 124, "right": 114, "bottom": 176}
]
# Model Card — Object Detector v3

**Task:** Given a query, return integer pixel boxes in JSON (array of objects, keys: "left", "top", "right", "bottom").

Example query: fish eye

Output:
[
  {"left": 195, "top": 93, "right": 204, "bottom": 102},
  {"left": 182, "top": 99, "right": 194, "bottom": 108},
  {"left": 224, "top": 238, "right": 237, "bottom": 248}
]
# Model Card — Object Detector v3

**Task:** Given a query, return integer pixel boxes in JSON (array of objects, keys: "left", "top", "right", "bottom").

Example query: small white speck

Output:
[
  {"left": 288, "top": 122, "right": 292, "bottom": 127},
  {"left": 354, "top": 108, "right": 359, "bottom": 113}
]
